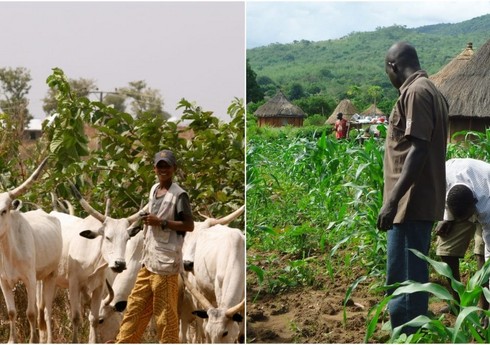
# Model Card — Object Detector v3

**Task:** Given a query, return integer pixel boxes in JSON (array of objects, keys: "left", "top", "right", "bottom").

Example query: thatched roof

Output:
[
  {"left": 361, "top": 104, "right": 385, "bottom": 117},
  {"left": 325, "top": 99, "right": 359, "bottom": 124},
  {"left": 435, "top": 39, "right": 490, "bottom": 118},
  {"left": 430, "top": 42, "right": 474, "bottom": 88},
  {"left": 254, "top": 90, "right": 306, "bottom": 118}
]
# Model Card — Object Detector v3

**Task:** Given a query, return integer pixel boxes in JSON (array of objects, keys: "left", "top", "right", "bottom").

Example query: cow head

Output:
[
  {"left": 183, "top": 273, "right": 244, "bottom": 343},
  {"left": 192, "top": 302, "right": 244, "bottom": 343},
  {"left": 0, "top": 158, "right": 48, "bottom": 237},
  {"left": 97, "top": 280, "right": 126, "bottom": 343},
  {"left": 79, "top": 217, "right": 136, "bottom": 273},
  {"left": 71, "top": 182, "right": 141, "bottom": 273}
]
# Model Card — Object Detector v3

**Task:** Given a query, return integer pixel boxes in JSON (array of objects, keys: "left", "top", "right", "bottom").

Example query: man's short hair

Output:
[{"left": 447, "top": 184, "right": 476, "bottom": 219}]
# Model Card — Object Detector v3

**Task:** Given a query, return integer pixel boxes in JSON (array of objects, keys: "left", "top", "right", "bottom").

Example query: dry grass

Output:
[{"left": 0, "top": 282, "right": 159, "bottom": 343}]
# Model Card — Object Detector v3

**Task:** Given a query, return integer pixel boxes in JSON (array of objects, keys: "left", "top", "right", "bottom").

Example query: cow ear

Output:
[
  {"left": 12, "top": 199, "right": 22, "bottom": 211},
  {"left": 114, "top": 301, "right": 127, "bottom": 312},
  {"left": 128, "top": 225, "right": 142, "bottom": 238},
  {"left": 192, "top": 310, "right": 209, "bottom": 319},
  {"left": 232, "top": 313, "right": 243, "bottom": 322},
  {"left": 79, "top": 230, "right": 100, "bottom": 239}
]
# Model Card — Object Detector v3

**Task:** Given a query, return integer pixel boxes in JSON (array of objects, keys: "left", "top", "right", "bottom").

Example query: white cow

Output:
[
  {"left": 52, "top": 186, "right": 140, "bottom": 343},
  {"left": 97, "top": 230, "right": 144, "bottom": 343},
  {"left": 96, "top": 206, "right": 245, "bottom": 343},
  {"left": 0, "top": 158, "right": 63, "bottom": 343},
  {"left": 183, "top": 224, "right": 245, "bottom": 343}
]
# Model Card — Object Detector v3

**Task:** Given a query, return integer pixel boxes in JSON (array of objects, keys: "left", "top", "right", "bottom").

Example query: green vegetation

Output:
[
  {"left": 7, "top": 67, "right": 244, "bottom": 220},
  {"left": 0, "top": 68, "right": 244, "bottom": 342},
  {"left": 366, "top": 250, "right": 490, "bottom": 343},
  {"left": 246, "top": 125, "right": 490, "bottom": 342},
  {"left": 247, "top": 14, "right": 490, "bottom": 117}
]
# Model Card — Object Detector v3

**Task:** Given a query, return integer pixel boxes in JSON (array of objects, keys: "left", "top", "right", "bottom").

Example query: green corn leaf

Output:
[
  {"left": 452, "top": 306, "right": 481, "bottom": 343},
  {"left": 392, "top": 281, "right": 454, "bottom": 301}
]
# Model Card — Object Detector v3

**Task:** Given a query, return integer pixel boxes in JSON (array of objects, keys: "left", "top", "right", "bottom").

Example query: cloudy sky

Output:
[
  {"left": 247, "top": 1, "right": 490, "bottom": 49},
  {"left": 0, "top": 1, "right": 245, "bottom": 121}
]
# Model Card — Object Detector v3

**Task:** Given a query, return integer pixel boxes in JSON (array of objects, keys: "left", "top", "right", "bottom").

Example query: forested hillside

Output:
[{"left": 247, "top": 14, "right": 490, "bottom": 117}]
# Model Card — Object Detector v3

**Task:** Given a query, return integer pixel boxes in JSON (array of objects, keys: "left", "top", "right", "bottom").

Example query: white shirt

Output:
[
  {"left": 445, "top": 158, "right": 490, "bottom": 224},
  {"left": 445, "top": 158, "right": 490, "bottom": 259}
]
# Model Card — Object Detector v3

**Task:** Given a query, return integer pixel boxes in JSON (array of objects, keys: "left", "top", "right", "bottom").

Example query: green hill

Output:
[{"left": 247, "top": 14, "right": 490, "bottom": 116}]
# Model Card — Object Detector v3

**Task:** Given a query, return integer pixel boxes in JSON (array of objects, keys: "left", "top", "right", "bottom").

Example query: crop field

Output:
[{"left": 246, "top": 125, "right": 490, "bottom": 343}]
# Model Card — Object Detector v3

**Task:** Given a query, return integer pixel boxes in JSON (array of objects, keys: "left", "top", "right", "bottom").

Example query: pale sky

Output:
[
  {"left": 0, "top": 1, "right": 245, "bottom": 121},
  {"left": 247, "top": 1, "right": 490, "bottom": 49}
]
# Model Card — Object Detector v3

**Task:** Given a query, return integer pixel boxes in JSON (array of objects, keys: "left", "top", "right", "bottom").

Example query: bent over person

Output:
[
  {"left": 116, "top": 150, "right": 194, "bottom": 343},
  {"left": 377, "top": 41, "right": 449, "bottom": 335},
  {"left": 435, "top": 158, "right": 490, "bottom": 314}
]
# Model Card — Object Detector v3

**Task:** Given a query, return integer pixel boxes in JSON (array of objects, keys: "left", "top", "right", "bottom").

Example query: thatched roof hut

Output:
[
  {"left": 325, "top": 99, "right": 359, "bottom": 125},
  {"left": 254, "top": 90, "right": 307, "bottom": 127},
  {"left": 433, "top": 40, "right": 490, "bottom": 138},
  {"left": 430, "top": 42, "right": 474, "bottom": 88},
  {"left": 361, "top": 104, "right": 385, "bottom": 117}
]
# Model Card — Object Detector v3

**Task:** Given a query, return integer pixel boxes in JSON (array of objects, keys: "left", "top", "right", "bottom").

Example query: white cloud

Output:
[{"left": 247, "top": 1, "right": 490, "bottom": 48}]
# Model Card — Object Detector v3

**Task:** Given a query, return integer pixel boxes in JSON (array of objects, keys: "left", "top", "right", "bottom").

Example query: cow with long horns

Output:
[
  {"left": 0, "top": 158, "right": 63, "bottom": 343},
  {"left": 181, "top": 208, "right": 245, "bottom": 343},
  {"left": 51, "top": 183, "right": 141, "bottom": 343}
]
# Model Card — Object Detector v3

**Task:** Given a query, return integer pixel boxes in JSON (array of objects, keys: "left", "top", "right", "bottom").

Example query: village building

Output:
[
  {"left": 361, "top": 104, "right": 385, "bottom": 119},
  {"left": 254, "top": 90, "right": 307, "bottom": 127},
  {"left": 430, "top": 41, "right": 490, "bottom": 139},
  {"left": 325, "top": 99, "right": 359, "bottom": 125},
  {"left": 23, "top": 118, "right": 43, "bottom": 141}
]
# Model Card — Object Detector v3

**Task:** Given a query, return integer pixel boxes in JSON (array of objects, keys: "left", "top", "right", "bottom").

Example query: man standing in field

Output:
[{"left": 377, "top": 41, "right": 449, "bottom": 335}]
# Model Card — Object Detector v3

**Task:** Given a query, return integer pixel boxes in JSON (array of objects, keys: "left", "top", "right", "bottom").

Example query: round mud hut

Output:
[
  {"left": 325, "top": 99, "right": 359, "bottom": 125},
  {"left": 430, "top": 42, "right": 474, "bottom": 88},
  {"left": 430, "top": 41, "right": 490, "bottom": 139},
  {"left": 361, "top": 104, "right": 385, "bottom": 118},
  {"left": 254, "top": 90, "right": 307, "bottom": 127}
]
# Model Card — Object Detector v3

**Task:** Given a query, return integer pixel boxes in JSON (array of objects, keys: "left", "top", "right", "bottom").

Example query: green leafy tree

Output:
[
  {"left": 33, "top": 68, "right": 243, "bottom": 223},
  {"left": 0, "top": 113, "right": 21, "bottom": 175},
  {"left": 103, "top": 92, "right": 127, "bottom": 112},
  {"left": 42, "top": 78, "right": 97, "bottom": 116},
  {"left": 247, "top": 59, "right": 264, "bottom": 103},
  {"left": 0, "top": 67, "right": 32, "bottom": 141},
  {"left": 256, "top": 75, "right": 277, "bottom": 98},
  {"left": 288, "top": 83, "right": 305, "bottom": 100},
  {"left": 366, "top": 85, "right": 383, "bottom": 109},
  {"left": 294, "top": 94, "right": 336, "bottom": 117},
  {"left": 118, "top": 81, "right": 167, "bottom": 120}
]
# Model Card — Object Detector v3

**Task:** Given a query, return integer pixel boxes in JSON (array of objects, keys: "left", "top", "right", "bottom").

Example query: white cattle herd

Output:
[{"left": 0, "top": 158, "right": 245, "bottom": 343}]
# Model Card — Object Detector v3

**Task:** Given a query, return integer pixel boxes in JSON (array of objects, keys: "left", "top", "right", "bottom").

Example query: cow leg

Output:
[
  {"left": 0, "top": 279, "right": 17, "bottom": 343},
  {"left": 25, "top": 277, "right": 40, "bottom": 343},
  {"left": 69, "top": 284, "right": 82, "bottom": 343},
  {"left": 37, "top": 281, "right": 48, "bottom": 343},
  {"left": 41, "top": 274, "right": 57, "bottom": 343},
  {"left": 88, "top": 284, "right": 104, "bottom": 343}
]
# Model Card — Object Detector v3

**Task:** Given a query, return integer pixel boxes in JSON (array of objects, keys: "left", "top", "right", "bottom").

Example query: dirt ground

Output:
[
  {"left": 246, "top": 262, "right": 454, "bottom": 344},
  {"left": 246, "top": 274, "right": 384, "bottom": 343}
]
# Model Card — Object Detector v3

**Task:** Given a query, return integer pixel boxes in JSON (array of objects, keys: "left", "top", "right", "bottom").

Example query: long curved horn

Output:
[
  {"left": 180, "top": 272, "right": 213, "bottom": 310},
  {"left": 62, "top": 199, "right": 76, "bottom": 216},
  {"left": 208, "top": 205, "right": 245, "bottom": 227},
  {"left": 8, "top": 157, "right": 49, "bottom": 199},
  {"left": 51, "top": 192, "right": 59, "bottom": 211},
  {"left": 127, "top": 202, "right": 149, "bottom": 223},
  {"left": 103, "top": 279, "right": 115, "bottom": 307},
  {"left": 68, "top": 181, "right": 106, "bottom": 223},
  {"left": 105, "top": 198, "right": 112, "bottom": 217},
  {"left": 225, "top": 299, "right": 245, "bottom": 318}
]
